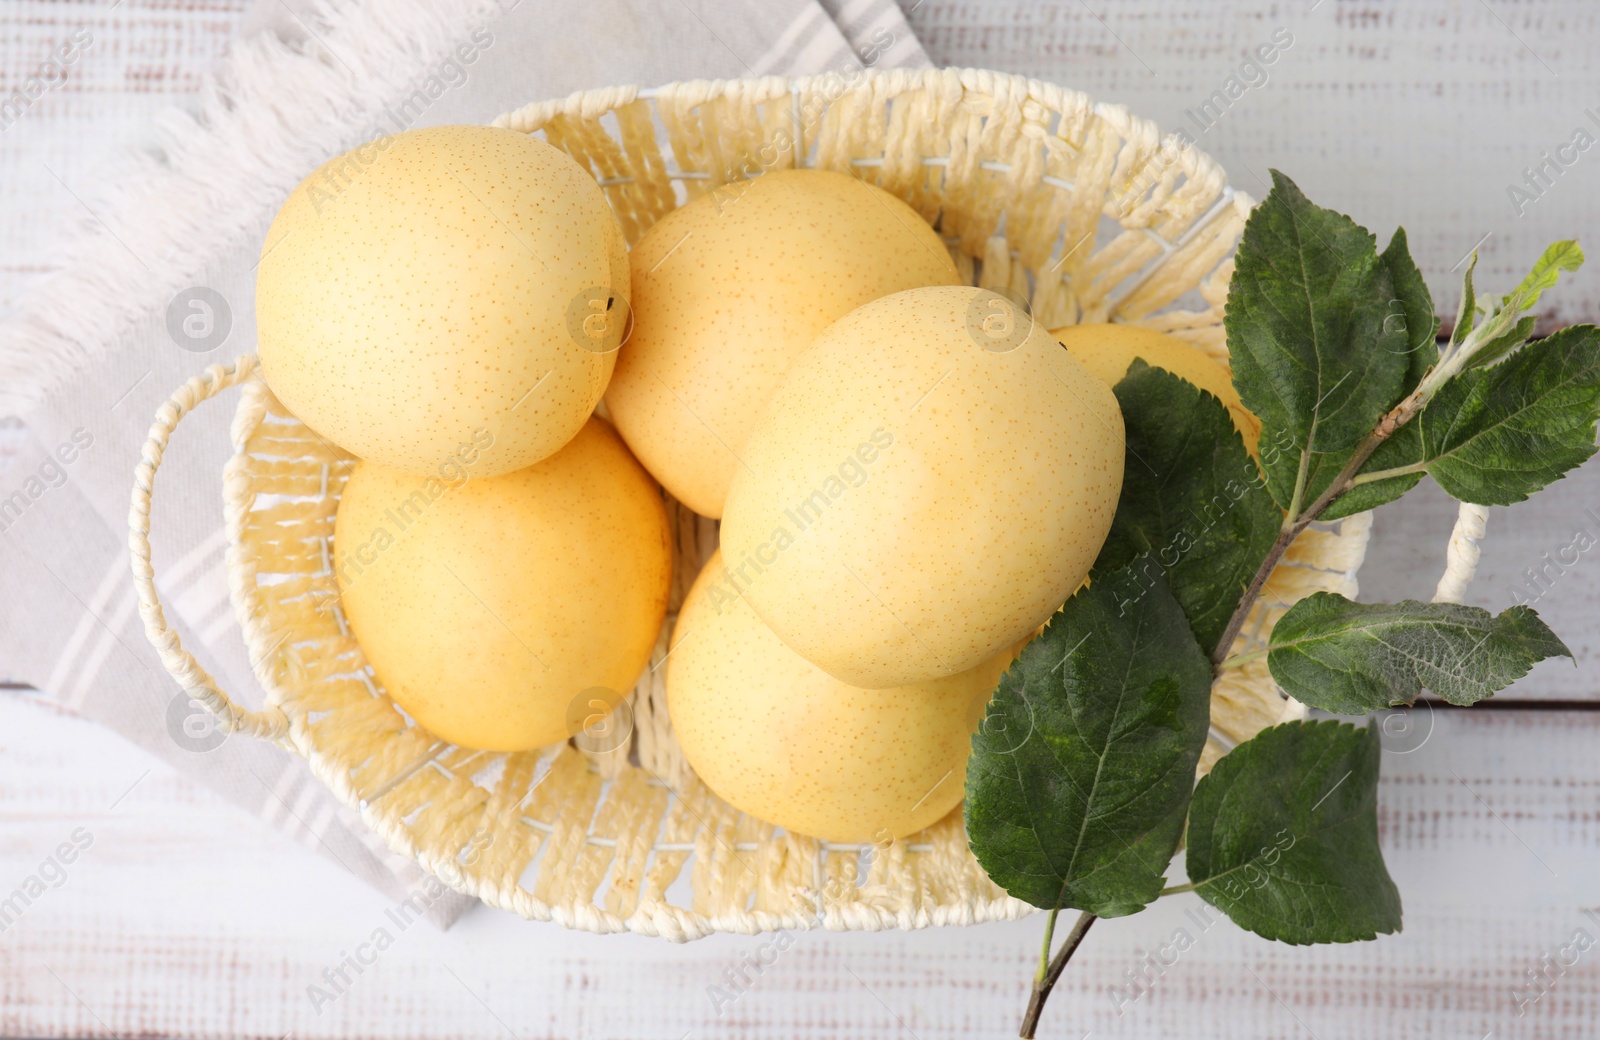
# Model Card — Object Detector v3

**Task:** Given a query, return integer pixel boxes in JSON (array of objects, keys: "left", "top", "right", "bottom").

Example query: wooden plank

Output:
[
  {"left": 904, "top": 0, "right": 1600, "bottom": 328},
  {"left": 1361, "top": 464, "right": 1600, "bottom": 702},
  {"left": 0, "top": 0, "right": 252, "bottom": 315},
  {"left": 3, "top": 694, "right": 1598, "bottom": 1038}
]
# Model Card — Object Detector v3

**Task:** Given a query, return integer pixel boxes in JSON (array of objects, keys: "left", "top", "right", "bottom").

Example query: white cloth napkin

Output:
[{"left": 0, "top": 0, "right": 930, "bottom": 927}]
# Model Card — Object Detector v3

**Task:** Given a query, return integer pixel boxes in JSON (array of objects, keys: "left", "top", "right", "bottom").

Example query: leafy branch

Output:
[
  {"left": 1210, "top": 176, "right": 1588, "bottom": 667},
  {"left": 967, "top": 170, "right": 1597, "bottom": 1036}
]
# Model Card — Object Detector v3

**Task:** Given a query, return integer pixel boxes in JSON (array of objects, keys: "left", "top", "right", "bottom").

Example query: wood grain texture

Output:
[
  {"left": 0, "top": 0, "right": 252, "bottom": 316},
  {"left": 902, "top": 0, "right": 1600, "bottom": 330},
  {"left": 1362, "top": 468, "right": 1600, "bottom": 701},
  {"left": 4, "top": 694, "right": 1599, "bottom": 1038}
]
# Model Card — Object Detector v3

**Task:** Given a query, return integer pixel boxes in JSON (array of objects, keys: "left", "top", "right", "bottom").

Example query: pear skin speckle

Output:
[
  {"left": 666, "top": 550, "right": 1015, "bottom": 843},
  {"left": 605, "top": 169, "right": 959, "bottom": 519},
  {"left": 721, "top": 285, "right": 1125, "bottom": 689},
  {"left": 334, "top": 417, "right": 671, "bottom": 752},
  {"left": 257, "top": 125, "right": 629, "bottom": 476},
  {"left": 1054, "top": 322, "right": 1262, "bottom": 455}
]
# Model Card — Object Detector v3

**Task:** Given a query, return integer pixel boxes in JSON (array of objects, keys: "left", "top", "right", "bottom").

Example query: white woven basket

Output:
[{"left": 129, "top": 68, "right": 1479, "bottom": 941}]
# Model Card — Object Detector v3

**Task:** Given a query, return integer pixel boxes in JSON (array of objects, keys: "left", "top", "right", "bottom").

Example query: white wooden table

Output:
[{"left": 4, "top": 2, "right": 1600, "bottom": 1037}]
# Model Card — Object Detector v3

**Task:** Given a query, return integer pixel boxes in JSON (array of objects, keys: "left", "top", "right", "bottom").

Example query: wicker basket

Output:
[{"left": 127, "top": 67, "right": 1444, "bottom": 942}]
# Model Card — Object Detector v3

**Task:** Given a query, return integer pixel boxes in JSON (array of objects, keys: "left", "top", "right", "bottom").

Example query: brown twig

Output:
[
  {"left": 1019, "top": 911, "right": 1097, "bottom": 1038},
  {"left": 1208, "top": 377, "right": 1434, "bottom": 668}
]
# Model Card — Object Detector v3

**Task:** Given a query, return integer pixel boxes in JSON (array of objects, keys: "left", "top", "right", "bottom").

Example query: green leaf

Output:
[
  {"left": 1460, "top": 241, "right": 1585, "bottom": 372},
  {"left": 1312, "top": 229, "right": 1440, "bottom": 522},
  {"left": 1266, "top": 592, "right": 1571, "bottom": 712},
  {"left": 1226, "top": 171, "right": 1411, "bottom": 512},
  {"left": 1466, "top": 314, "right": 1538, "bottom": 372},
  {"left": 1507, "top": 239, "right": 1583, "bottom": 312},
  {"left": 1379, "top": 226, "right": 1439, "bottom": 391},
  {"left": 1450, "top": 251, "right": 1479, "bottom": 348},
  {"left": 1094, "top": 362, "right": 1282, "bottom": 655},
  {"left": 964, "top": 560, "right": 1212, "bottom": 918},
  {"left": 1187, "top": 719, "right": 1402, "bottom": 944},
  {"left": 1339, "top": 325, "right": 1600, "bottom": 508},
  {"left": 1316, "top": 421, "right": 1422, "bottom": 520},
  {"left": 1434, "top": 326, "right": 1600, "bottom": 503},
  {"left": 1459, "top": 241, "right": 1580, "bottom": 371}
]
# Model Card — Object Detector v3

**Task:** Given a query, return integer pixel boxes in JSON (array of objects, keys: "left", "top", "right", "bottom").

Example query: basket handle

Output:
[
  {"left": 1432, "top": 501, "right": 1489, "bottom": 605},
  {"left": 128, "top": 354, "right": 290, "bottom": 741}
]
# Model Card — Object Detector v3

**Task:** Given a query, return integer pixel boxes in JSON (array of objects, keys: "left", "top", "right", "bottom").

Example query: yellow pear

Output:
[
  {"left": 1053, "top": 323, "right": 1261, "bottom": 454},
  {"left": 258, "top": 125, "right": 629, "bottom": 477},
  {"left": 721, "top": 285, "right": 1124, "bottom": 688},
  {"left": 605, "top": 169, "right": 959, "bottom": 518},
  {"left": 667, "top": 551, "right": 1015, "bottom": 843},
  {"left": 334, "top": 418, "right": 670, "bottom": 751}
]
